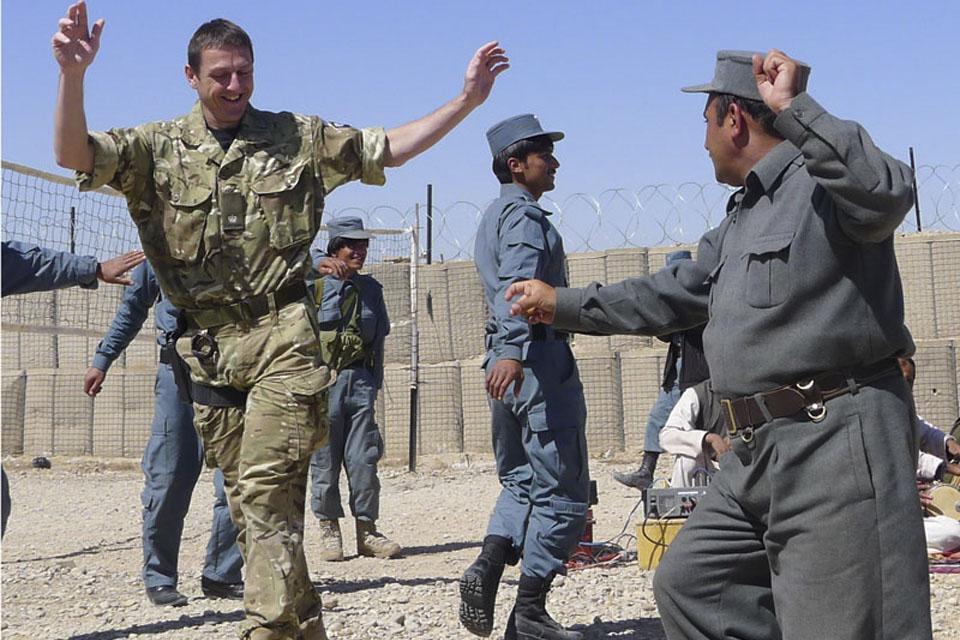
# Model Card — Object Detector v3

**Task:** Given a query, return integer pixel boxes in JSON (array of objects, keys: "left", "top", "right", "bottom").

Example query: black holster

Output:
[{"left": 162, "top": 321, "right": 247, "bottom": 408}]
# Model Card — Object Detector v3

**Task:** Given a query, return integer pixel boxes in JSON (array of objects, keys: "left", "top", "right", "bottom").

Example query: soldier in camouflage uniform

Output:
[{"left": 52, "top": 3, "right": 508, "bottom": 639}]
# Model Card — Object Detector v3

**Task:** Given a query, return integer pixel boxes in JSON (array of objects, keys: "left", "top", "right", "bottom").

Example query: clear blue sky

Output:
[{"left": 3, "top": 1, "right": 958, "bottom": 224}]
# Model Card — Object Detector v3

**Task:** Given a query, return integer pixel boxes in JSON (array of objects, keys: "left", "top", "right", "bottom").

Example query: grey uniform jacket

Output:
[{"left": 552, "top": 92, "right": 915, "bottom": 398}]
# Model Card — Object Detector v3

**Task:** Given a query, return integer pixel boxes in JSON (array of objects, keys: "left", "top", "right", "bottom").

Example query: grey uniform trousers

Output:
[
  {"left": 653, "top": 372, "right": 932, "bottom": 640},
  {"left": 142, "top": 362, "right": 243, "bottom": 588},
  {"left": 485, "top": 340, "right": 591, "bottom": 578},
  {"left": 309, "top": 365, "right": 384, "bottom": 521}
]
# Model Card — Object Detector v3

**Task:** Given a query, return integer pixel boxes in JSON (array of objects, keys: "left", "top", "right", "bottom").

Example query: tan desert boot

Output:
[
  {"left": 356, "top": 519, "right": 402, "bottom": 558},
  {"left": 243, "top": 627, "right": 289, "bottom": 640},
  {"left": 317, "top": 519, "right": 344, "bottom": 562},
  {"left": 300, "top": 614, "right": 329, "bottom": 640}
]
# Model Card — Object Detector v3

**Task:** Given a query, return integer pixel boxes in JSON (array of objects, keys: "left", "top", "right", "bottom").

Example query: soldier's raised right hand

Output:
[{"left": 52, "top": 1, "right": 105, "bottom": 73}]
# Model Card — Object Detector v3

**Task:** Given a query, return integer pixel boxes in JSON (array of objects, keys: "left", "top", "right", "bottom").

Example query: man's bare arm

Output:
[
  {"left": 52, "top": 1, "right": 103, "bottom": 172},
  {"left": 384, "top": 41, "right": 508, "bottom": 167}
]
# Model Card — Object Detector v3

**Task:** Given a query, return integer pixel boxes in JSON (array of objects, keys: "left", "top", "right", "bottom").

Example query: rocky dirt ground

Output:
[{"left": 1, "top": 454, "right": 958, "bottom": 640}]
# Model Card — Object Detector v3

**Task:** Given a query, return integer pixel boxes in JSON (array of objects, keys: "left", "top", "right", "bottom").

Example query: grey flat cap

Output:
[
  {"left": 486, "top": 114, "right": 564, "bottom": 157},
  {"left": 682, "top": 50, "right": 810, "bottom": 101},
  {"left": 666, "top": 249, "right": 692, "bottom": 265},
  {"left": 327, "top": 216, "right": 372, "bottom": 241}
]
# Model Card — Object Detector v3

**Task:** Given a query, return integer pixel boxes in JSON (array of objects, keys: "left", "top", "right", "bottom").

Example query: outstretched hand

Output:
[
  {"left": 752, "top": 49, "right": 800, "bottom": 115},
  {"left": 52, "top": 1, "right": 105, "bottom": 73},
  {"left": 462, "top": 41, "right": 510, "bottom": 108},
  {"left": 97, "top": 249, "right": 145, "bottom": 285},
  {"left": 505, "top": 279, "right": 556, "bottom": 325}
]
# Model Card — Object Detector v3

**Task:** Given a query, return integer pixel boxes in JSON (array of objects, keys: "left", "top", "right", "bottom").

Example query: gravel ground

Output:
[{"left": 1, "top": 454, "right": 957, "bottom": 640}]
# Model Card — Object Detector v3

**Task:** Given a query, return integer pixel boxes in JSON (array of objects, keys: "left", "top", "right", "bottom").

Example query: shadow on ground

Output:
[
  {"left": 60, "top": 610, "right": 245, "bottom": 640},
  {"left": 579, "top": 617, "right": 666, "bottom": 639},
  {"left": 316, "top": 574, "right": 458, "bottom": 595},
  {"left": 6, "top": 535, "right": 142, "bottom": 564},
  {"left": 396, "top": 539, "right": 480, "bottom": 557}
]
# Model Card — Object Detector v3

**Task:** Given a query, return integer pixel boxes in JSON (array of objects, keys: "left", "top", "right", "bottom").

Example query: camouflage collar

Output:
[{"left": 179, "top": 101, "right": 274, "bottom": 150}]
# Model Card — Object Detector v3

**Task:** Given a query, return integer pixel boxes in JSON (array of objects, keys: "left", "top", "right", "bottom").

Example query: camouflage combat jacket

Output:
[{"left": 77, "top": 101, "right": 386, "bottom": 310}]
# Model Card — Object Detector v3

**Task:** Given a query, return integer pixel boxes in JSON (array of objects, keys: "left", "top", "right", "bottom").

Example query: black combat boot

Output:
[
  {"left": 459, "top": 535, "right": 513, "bottom": 637},
  {"left": 613, "top": 451, "right": 659, "bottom": 490},
  {"left": 514, "top": 574, "right": 583, "bottom": 640}
]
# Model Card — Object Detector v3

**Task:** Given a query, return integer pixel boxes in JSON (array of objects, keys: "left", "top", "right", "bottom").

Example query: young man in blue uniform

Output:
[
  {"left": 506, "top": 50, "right": 930, "bottom": 640},
  {"left": 460, "top": 115, "right": 588, "bottom": 640},
  {"left": 84, "top": 261, "right": 243, "bottom": 606},
  {"left": 1, "top": 240, "right": 144, "bottom": 537},
  {"left": 309, "top": 217, "right": 399, "bottom": 561}
]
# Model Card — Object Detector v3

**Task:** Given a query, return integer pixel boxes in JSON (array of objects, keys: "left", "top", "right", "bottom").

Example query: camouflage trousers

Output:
[{"left": 177, "top": 300, "right": 333, "bottom": 639}]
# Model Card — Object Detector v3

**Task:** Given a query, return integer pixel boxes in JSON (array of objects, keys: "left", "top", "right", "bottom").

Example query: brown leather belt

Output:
[
  {"left": 183, "top": 281, "right": 308, "bottom": 329},
  {"left": 721, "top": 358, "right": 901, "bottom": 442}
]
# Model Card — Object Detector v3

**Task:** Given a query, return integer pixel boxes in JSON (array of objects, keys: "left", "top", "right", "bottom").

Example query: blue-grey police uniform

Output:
[
  {"left": 309, "top": 273, "right": 390, "bottom": 522},
  {"left": 1, "top": 240, "right": 101, "bottom": 538},
  {"left": 92, "top": 261, "right": 242, "bottom": 589},
  {"left": 475, "top": 184, "right": 590, "bottom": 579},
  {"left": 551, "top": 93, "right": 928, "bottom": 639}
]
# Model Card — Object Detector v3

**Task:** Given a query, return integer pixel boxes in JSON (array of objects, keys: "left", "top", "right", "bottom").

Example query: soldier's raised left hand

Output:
[{"left": 462, "top": 41, "right": 510, "bottom": 109}]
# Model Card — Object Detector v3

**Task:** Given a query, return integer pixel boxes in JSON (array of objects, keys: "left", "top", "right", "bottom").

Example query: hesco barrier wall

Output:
[
  {"left": 2, "top": 161, "right": 959, "bottom": 462},
  {"left": 3, "top": 235, "right": 958, "bottom": 462}
]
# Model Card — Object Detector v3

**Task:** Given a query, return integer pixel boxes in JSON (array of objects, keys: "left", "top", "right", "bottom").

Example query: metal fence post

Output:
[{"left": 408, "top": 206, "right": 420, "bottom": 472}]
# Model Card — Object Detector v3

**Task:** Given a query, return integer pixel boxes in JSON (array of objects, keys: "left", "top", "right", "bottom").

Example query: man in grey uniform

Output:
[
  {"left": 84, "top": 261, "right": 243, "bottom": 606},
  {"left": 460, "top": 114, "right": 588, "bottom": 640},
  {"left": 507, "top": 50, "right": 930, "bottom": 639}
]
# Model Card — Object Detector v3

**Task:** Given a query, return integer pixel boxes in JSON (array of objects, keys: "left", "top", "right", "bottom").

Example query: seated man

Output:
[
  {"left": 899, "top": 358, "right": 960, "bottom": 469},
  {"left": 898, "top": 358, "right": 960, "bottom": 553},
  {"left": 658, "top": 379, "right": 729, "bottom": 487}
]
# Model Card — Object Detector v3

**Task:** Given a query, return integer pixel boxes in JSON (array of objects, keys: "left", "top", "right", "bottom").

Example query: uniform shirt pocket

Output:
[
  {"left": 152, "top": 172, "right": 213, "bottom": 263},
  {"left": 741, "top": 231, "right": 794, "bottom": 309},
  {"left": 250, "top": 161, "right": 318, "bottom": 250}
]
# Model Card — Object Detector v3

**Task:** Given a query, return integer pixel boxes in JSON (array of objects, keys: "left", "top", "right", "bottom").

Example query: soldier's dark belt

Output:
[
  {"left": 159, "top": 347, "right": 173, "bottom": 365},
  {"left": 721, "top": 358, "right": 901, "bottom": 443},
  {"left": 183, "top": 282, "right": 308, "bottom": 329},
  {"left": 190, "top": 382, "right": 247, "bottom": 408}
]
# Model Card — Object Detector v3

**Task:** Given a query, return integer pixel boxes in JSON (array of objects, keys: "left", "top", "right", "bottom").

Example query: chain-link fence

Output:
[{"left": 3, "top": 161, "right": 959, "bottom": 463}]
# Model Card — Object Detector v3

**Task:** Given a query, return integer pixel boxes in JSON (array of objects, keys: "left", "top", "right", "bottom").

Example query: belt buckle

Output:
[
  {"left": 721, "top": 398, "right": 738, "bottom": 437},
  {"left": 234, "top": 297, "right": 257, "bottom": 323},
  {"left": 796, "top": 379, "right": 827, "bottom": 422}
]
